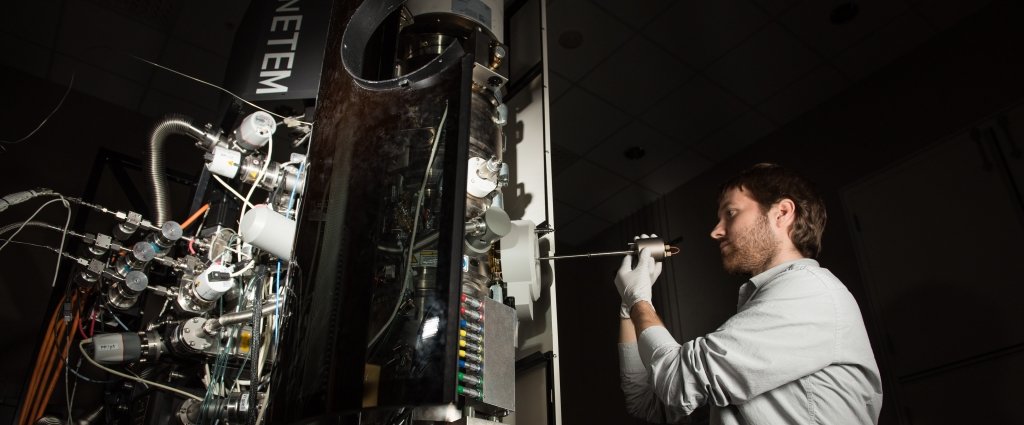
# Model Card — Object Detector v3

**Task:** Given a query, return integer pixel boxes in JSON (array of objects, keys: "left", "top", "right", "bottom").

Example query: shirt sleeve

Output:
[
  {"left": 619, "top": 342, "right": 690, "bottom": 423},
  {"left": 638, "top": 272, "right": 837, "bottom": 409}
]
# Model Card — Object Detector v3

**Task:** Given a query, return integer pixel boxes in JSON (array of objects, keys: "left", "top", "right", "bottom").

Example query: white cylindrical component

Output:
[
  {"left": 466, "top": 157, "right": 498, "bottom": 198},
  {"left": 207, "top": 146, "right": 241, "bottom": 178},
  {"left": 235, "top": 111, "right": 276, "bottom": 150},
  {"left": 406, "top": 0, "right": 504, "bottom": 43},
  {"left": 195, "top": 264, "right": 234, "bottom": 302},
  {"left": 501, "top": 220, "right": 541, "bottom": 320},
  {"left": 239, "top": 205, "right": 296, "bottom": 260}
]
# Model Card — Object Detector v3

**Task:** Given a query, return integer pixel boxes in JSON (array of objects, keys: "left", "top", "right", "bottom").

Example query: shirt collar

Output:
[
  {"left": 737, "top": 258, "right": 818, "bottom": 308},
  {"left": 748, "top": 258, "right": 819, "bottom": 289}
]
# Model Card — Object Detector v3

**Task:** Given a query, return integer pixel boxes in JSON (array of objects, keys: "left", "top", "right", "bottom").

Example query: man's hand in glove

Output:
[
  {"left": 616, "top": 247, "right": 658, "bottom": 317},
  {"left": 618, "top": 234, "right": 663, "bottom": 318}
]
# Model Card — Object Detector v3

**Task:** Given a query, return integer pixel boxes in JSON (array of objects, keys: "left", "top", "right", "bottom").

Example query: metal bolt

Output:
[
  {"left": 184, "top": 328, "right": 191, "bottom": 333},
  {"left": 189, "top": 341, "right": 196, "bottom": 347}
]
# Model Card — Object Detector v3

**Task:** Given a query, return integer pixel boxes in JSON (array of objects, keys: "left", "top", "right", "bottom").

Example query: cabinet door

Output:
[
  {"left": 843, "top": 130, "right": 1024, "bottom": 378},
  {"left": 997, "top": 106, "right": 1024, "bottom": 210},
  {"left": 899, "top": 348, "right": 1024, "bottom": 424}
]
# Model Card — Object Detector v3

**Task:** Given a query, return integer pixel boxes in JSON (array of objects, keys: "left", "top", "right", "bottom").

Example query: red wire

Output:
[
  {"left": 89, "top": 309, "right": 96, "bottom": 337},
  {"left": 188, "top": 237, "right": 196, "bottom": 255},
  {"left": 77, "top": 316, "right": 88, "bottom": 339}
]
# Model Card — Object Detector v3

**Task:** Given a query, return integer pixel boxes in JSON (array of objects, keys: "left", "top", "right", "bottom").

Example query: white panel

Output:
[{"left": 505, "top": 2, "right": 563, "bottom": 420}]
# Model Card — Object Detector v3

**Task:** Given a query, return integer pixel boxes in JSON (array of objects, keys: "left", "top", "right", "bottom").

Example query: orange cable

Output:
[
  {"left": 180, "top": 203, "right": 210, "bottom": 230},
  {"left": 36, "top": 312, "right": 80, "bottom": 423},
  {"left": 30, "top": 299, "right": 79, "bottom": 424},
  {"left": 18, "top": 293, "right": 65, "bottom": 425}
]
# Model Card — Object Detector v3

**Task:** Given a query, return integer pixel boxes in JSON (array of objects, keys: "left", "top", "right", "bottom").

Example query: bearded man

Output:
[{"left": 615, "top": 163, "right": 883, "bottom": 424}]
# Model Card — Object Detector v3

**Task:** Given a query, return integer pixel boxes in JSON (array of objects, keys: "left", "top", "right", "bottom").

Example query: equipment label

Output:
[{"left": 413, "top": 250, "right": 438, "bottom": 267}]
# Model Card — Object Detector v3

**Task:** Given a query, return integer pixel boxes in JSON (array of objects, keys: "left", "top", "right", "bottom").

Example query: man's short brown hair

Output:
[{"left": 720, "top": 163, "right": 827, "bottom": 258}]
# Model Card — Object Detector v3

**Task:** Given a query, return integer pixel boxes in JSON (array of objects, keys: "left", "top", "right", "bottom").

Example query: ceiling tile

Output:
[
  {"left": 779, "top": 0, "right": 910, "bottom": 59},
  {"left": 705, "top": 23, "right": 822, "bottom": 105},
  {"left": 139, "top": 88, "right": 218, "bottom": 120},
  {"left": 0, "top": 33, "right": 52, "bottom": 79},
  {"left": 553, "top": 159, "right": 631, "bottom": 210},
  {"left": 50, "top": 54, "right": 146, "bottom": 111},
  {"left": 756, "top": 64, "right": 850, "bottom": 125},
  {"left": 553, "top": 212, "right": 612, "bottom": 247},
  {"left": 644, "top": 0, "right": 770, "bottom": 70},
  {"left": 637, "top": 149, "right": 714, "bottom": 195},
  {"left": 171, "top": 1, "right": 249, "bottom": 58},
  {"left": 554, "top": 201, "right": 583, "bottom": 228},
  {"left": 550, "top": 144, "right": 581, "bottom": 177},
  {"left": 0, "top": 1, "right": 63, "bottom": 48},
  {"left": 56, "top": 1, "right": 167, "bottom": 85},
  {"left": 550, "top": 87, "right": 630, "bottom": 155},
  {"left": 833, "top": 11, "right": 935, "bottom": 82},
  {"left": 695, "top": 109, "right": 776, "bottom": 161},
  {"left": 546, "top": 0, "right": 631, "bottom": 81},
  {"left": 585, "top": 120, "right": 682, "bottom": 179},
  {"left": 641, "top": 75, "right": 747, "bottom": 146},
  {"left": 591, "top": 183, "right": 660, "bottom": 222},
  {"left": 591, "top": 0, "right": 674, "bottom": 29},
  {"left": 547, "top": 71, "right": 573, "bottom": 103},
  {"left": 579, "top": 35, "right": 692, "bottom": 116},
  {"left": 748, "top": 0, "right": 802, "bottom": 17},
  {"left": 152, "top": 39, "right": 229, "bottom": 108},
  {"left": 909, "top": 0, "right": 995, "bottom": 31}
]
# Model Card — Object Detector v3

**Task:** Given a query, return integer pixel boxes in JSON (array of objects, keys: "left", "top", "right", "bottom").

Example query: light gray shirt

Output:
[{"left": 619, "top": 259, "right": 883, "bottom": 424}]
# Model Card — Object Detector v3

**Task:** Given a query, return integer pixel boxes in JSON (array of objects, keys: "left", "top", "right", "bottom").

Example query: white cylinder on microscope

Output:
[{"left": 239, "top": 205, "right": 296, "bottom": 260}]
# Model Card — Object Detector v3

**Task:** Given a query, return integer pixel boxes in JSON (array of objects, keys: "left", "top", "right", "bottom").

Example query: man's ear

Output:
[{"left": 774, "top": 198, "right": 797, "bottom": 229}]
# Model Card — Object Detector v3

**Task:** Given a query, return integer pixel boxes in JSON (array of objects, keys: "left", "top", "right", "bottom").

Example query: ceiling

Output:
[
  {"left": 0, "top": 0, "right": 994, "bottom": 246},
  {"left": 544, "top": 0, "right": 992, "bottom": 245}
]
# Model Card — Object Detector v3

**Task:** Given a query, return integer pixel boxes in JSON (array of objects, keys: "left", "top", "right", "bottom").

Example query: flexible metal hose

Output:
[{"left": 147, "top": 115, "right": 220, "bottom": 226}]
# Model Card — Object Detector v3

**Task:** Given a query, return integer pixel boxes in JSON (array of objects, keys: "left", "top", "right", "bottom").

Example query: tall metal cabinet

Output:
[{"left": 842, "top": 102, "right": 1024, "bottom": 424}]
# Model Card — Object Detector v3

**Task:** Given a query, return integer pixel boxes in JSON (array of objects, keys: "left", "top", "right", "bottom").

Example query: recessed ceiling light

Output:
[
  {"left": 623, "top": 146, "right": 646, "bottom": 160},
  {"left": 558, "top": 30, "right": 583, "bottom": 50},
  {"left": 830, "top": 2, "right": 859, "bottom": 25}
]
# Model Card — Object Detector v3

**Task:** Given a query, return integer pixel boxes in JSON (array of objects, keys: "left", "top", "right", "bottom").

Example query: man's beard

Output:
[{"left": 721, "top": 213, "right": 778, "bottom": 276}]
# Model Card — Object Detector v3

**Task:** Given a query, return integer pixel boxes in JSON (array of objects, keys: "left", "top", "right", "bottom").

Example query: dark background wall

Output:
[{"left": 554, "top": 1, "right": 1024, "bottom": 424}]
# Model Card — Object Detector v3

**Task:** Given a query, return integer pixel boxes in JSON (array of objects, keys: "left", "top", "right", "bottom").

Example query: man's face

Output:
[{"left": 710, "top": 187, "right": 778, "bottom": 276}]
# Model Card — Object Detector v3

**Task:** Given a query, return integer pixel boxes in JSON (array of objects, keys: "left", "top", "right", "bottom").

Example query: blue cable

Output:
[
  {"left": 285, "top": 162, "right": 305, "bottom": 219},
  {"left": 275, "top": 261, "right": 281, "bottom": 349}
]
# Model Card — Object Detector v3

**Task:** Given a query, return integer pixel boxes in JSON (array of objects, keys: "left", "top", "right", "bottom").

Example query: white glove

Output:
[
  {"left": 619, "top": 234, "right": 662, "bottom": 318},
  {"left": 616, "top": 248, "right": 657, "bottom": 317}
]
